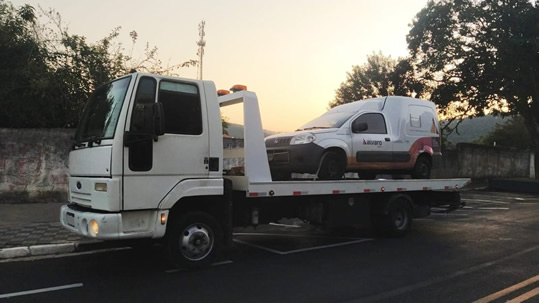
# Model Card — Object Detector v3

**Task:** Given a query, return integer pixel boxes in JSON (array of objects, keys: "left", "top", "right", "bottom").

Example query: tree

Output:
[
  {"left": 407, "top": 0, "right": 539, "bottom": 148},
  {"left": 329, "top": 52, "right": 425, "bottom": 108},
  {"left": 473, "top": 115, "right": 532, "bottom": 149},
  {"left": 0, "top": 1, "right": 197, "bottom": 128},
  {"left": 0, "top": 1, "right": 52, "bottom": 127}
]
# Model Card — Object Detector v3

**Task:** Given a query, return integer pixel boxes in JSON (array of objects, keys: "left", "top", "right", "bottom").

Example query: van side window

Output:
[
  {"left": 158, "top": 81, "right": 202, "bottom": 135},
  {"left": 352, "top": 113, "right": 387, "bottom": 134}
]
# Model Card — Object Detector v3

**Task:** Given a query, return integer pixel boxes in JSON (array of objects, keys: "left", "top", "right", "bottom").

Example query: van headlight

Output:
[{"left": 290, "top": 133, "right": 316, "bottom": 145}]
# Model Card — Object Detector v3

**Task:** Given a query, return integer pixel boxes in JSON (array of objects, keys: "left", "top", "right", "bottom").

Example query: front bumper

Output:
[
  {"left": 60, "top": 204, "right": 168, "bottom": 240},
  {"left": 266, "top": 142, "right": 326, "bottom": 174}
]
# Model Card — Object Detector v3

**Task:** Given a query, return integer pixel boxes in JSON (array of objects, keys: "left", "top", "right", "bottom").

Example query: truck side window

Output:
[
  {"left": 352, "top": 113, "right": 387, "bottom": 134},
  {"left": 129, "top": 77, "right": 157, "bottom": 172},
  {"left": 158, "top": 81, "right": 202, "bottom": 135},
  {"left": 130, "top": 77, "right": 157, "bottom": 132}
]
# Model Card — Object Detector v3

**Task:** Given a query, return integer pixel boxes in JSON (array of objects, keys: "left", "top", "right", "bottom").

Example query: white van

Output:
[{"left": 265, "top": 96, "right": 441, "bottom": 180}]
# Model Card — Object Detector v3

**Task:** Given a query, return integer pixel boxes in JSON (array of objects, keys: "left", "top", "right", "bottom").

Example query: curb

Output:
[
  {"left": 489, "top": 179, "right": 539, "bottom": 194},
  {"left": 0, "top": 241, "right": 114, "bottom": 261},
  {"left": 0, "top": 243, "right": 75, "bottom": 259}
]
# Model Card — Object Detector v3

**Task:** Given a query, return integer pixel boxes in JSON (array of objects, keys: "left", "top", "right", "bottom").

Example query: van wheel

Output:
[
  {"left": 412, "top": 156, "right": 431, "bottom": 179},
  {"left": 166, "top": 211, "right": 223, "bottom": 268},
  {"left": 317, "top": 151, "right": 345, "bottom": 180}
]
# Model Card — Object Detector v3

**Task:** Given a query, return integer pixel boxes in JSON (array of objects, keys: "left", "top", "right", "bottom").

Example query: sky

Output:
[{"left": 12, "top": 0, "right": 429, "bottom": 133}]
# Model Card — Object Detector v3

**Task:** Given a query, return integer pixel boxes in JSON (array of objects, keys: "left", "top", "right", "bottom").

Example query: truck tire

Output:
[
  {"left": 373, "top": 197, "right": 412, "bottom": 237},
  {"left": 317, "top": 151, "right": 345, "bottom": 180},
  {"left": 412, "top": 156, "right": 431, "bottom": 179},
  {"left": 166, "top": 211, "right": 223, "bottom": 268}
]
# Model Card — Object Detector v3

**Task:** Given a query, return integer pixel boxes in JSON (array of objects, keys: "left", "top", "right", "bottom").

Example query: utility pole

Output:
[{"left": 197, "top": 20, "right": 206, "bottom": 80}]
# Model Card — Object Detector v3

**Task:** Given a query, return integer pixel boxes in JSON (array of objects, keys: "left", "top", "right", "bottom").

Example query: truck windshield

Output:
[
  {"left": 297, "top": 112, "right": 355, "bottom": 131},
  {"left": 74, "top": 76, "right": 131, "bottom": 144}
]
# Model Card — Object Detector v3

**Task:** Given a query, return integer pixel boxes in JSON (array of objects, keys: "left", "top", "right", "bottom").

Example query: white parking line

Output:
[
  {"left": 0, "top": 283, "right": 83, "bottom": 299},
  {"left": 463, "top": 199, "right": 510, "bottom": 204},
  {"left": 165, "top": 260, "right": 234, "bottom": 273},
  {"left": 233, "top": 232, "right": 367, "bottom": 240},
  {"left": 269, "top": 222, "right": 302, "bottom": 228},
  {"left": 462, "top": 206, "right": 510, "bottom": 211},
  {"left": 233, "top": 238, "right": 372, "bottom": 255}
]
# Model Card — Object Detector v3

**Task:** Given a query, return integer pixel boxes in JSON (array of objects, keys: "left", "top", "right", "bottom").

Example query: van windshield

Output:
[
  {"left": 74, "top": 76, "right": 132, "bottom": 144},
  {"left": 297, "top": 112, "right": 355, "bottom": 131}
]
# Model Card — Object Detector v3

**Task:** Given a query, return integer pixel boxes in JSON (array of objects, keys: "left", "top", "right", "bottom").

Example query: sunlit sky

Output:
[{"left": 13, "top": 0, "right": 429, "bottom": 132}]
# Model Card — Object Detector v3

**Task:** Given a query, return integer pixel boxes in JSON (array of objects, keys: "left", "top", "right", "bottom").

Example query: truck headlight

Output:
[
  {"left": 95, "top": 182, "right": 107, "bottom": 192},
  {"left": 290, "top": 133, "right": 316, "bottom": 145},
  {"left": 89, "top": 219, "right": 99, "bottom": 236}
]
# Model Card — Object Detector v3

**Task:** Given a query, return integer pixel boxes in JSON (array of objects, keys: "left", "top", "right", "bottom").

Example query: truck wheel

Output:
[
  {"left": 412, "top": 156, "right": 431, "bottom": 179},
  {"left": 166, "top": 211, "right": 223, "bottom": 268},
  {"left": 317, "top": 151, "right": 345, "bottom": 180},
  {"left": 373, "top": 198, "right": 412, "bottom": 237}
]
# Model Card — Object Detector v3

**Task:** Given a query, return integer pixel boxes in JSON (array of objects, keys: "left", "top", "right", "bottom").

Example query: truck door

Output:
[
  {"left": 123, "top": 76, "right": 209, "bottom": 210},
  {"left": 350, "top": 113, "right": 393, "bottom": 169}
]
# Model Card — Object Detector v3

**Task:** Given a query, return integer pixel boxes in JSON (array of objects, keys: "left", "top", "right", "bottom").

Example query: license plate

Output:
[{"left": 66, "top": 212, "right": 75, "bottom": 227}]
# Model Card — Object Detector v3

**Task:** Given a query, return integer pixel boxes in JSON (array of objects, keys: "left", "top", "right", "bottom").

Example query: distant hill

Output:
[
  {"left": 225, "top": 123, "right": 278, "bottom": 138},
  {"left": 443, "top": 115, "right": 509, "bottom": 145}
]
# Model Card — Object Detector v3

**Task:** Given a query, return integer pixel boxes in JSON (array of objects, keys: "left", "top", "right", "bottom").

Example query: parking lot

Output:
[{"left": 2, "top": 188, "right": 538, "bottom": 303}]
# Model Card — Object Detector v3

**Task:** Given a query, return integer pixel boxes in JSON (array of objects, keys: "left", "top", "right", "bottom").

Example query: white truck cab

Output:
[
  {"left": 265, "top": 96, "right": 441, "bottom": 180},
  {"left": 62, "top": 72, "right": 224, "bottom": 240}
]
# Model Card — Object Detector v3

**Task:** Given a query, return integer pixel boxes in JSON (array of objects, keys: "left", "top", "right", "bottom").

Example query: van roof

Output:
[{"left": 329, "top": 96, "right": 429, "bottom": 114}]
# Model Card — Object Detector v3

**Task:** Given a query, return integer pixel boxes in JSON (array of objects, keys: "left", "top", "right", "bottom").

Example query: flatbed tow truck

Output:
[{"left": 60, "top": 72, "right": 469, "bottom": 268}]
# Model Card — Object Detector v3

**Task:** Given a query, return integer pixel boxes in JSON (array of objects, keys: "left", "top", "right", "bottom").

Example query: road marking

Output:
[
  {"left": 269, "top": 222, "right": 302, "bottom": 228},
  {"left": 430, "top": 212, "right": 469, "bottom": 216},
  {"left": 233, "top": 232, "right": 367, "bottom": 240},
  {"left": 349, "top": 245, "right": 539, "bottom": 303},
  {"left": 507, "top": 287, "right": 539, "bottom": 303},
  {"left": 0, "top": 283, "right": 83, "bottom": 299},
  {"left": 472, "top": 275, "right": 539, "bottom": 303},
  {"left": 233, "top": 238, "right": 372, "bottom": 255},
  {"left": 462, "top": 206, "right": 509, "bottom": 211},
  {"left": 165, "top": 260, "right": 234, "bottom": 273},
  {"left": 463, "top": 199, "right": 510, "bottom": 204}
]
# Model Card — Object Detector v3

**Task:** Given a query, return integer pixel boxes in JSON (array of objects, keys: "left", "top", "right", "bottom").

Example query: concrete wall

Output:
[
  {"left": 0, "top": 130, "right": 536, "bottom": 203},
  {"left": 0, "top": 128, "right": 74, "bottom": 202},
  {"left": 435, "top": 143, "right": 535, "bottom": 179}
]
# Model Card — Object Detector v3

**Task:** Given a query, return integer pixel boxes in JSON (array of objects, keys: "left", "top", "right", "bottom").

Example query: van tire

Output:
[
  {"left": 317, "top": 151, "right": 345, "bottom": 180},
  {"left": 166, "top": 211, "right": 223, "bottom": 268},
  {"left": 412, "top": 156, "right": 431, "bottom": 179}
]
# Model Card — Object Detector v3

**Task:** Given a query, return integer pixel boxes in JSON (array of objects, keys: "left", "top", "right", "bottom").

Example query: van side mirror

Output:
[{"left": 352, "top": 122, "right": 368, "bottom": 133}]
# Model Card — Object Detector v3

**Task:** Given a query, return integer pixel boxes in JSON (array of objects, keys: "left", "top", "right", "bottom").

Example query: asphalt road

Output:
[{"left": 1, "top": 189, "right": 538, "bottom": 303}]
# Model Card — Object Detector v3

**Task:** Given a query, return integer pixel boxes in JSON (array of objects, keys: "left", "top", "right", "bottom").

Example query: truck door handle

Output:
[{"left": 385, "top": 138, "right": 391, "bottom": 142}]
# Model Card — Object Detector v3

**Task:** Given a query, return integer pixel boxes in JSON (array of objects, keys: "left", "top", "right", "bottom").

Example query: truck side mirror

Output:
[{"left": 352, "top": 122, "right": 368, "bottom": 133}]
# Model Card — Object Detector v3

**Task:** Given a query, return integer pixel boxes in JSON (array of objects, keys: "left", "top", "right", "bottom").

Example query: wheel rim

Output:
[
  {"left": 392, "top": 207, "right": 409, "bottom": 230},
  {"left": 180, "top": 223, "right": 214, "bottom": 261},
  {"left": 416, "top": 161, "right": 430, "bottom": 178},
  {"left": 327, "top": 159, "right": 340, "bottom": 176}
]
